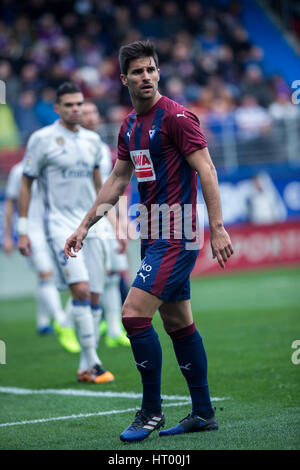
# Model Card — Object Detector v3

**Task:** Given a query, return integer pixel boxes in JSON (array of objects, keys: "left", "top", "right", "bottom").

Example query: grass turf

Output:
[{"left": 0, "top": 266, "right": 299, "bottom": 450}]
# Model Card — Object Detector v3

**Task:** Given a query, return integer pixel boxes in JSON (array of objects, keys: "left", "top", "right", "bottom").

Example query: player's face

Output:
[
  {"left": 55, "top": 92, "right": 84, "bottom": 126},
  {"left": 121, "top": 56, "right": 160, "bottom": 101},
  {"left": 81, "top": 103, "right": 101, "bottom": 131}
]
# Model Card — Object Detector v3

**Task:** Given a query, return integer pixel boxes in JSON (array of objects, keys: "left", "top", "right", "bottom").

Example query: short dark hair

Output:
[
  {"left": 119, "top": 40, "right": 159, "bottom": 75},
  {"left": 83, "top": 99, "right": 97, "bottom": 106},
  {"left": 56, "top": 82, "right": 82, "bottom": 103}
]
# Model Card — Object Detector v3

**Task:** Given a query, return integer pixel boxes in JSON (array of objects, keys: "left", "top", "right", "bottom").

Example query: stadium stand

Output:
[
  {"left": 0, "top": 0, "right": 299, "bottom": 291},
  {"left": 0, "top": 1, "right": 299, "bottom": 157}
]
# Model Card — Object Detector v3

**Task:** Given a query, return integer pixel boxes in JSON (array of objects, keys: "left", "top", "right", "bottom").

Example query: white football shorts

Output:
[
  {"left": 95, "top": 218, "right": 128, "bottom": 272},
  {"left": 28, "top": 224, "right": 54, "bottom": 274},
  {"left": 48, "top": 235, "right": 105, "bottom": 294}
]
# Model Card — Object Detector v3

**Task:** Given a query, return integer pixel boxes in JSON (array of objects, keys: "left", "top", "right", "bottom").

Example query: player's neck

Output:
[
  {"left": 133, "top": 92, "right": 162, "bottom": 115},
  {"left": 59, "top": 119, "right": 79, "bottom": 133}
]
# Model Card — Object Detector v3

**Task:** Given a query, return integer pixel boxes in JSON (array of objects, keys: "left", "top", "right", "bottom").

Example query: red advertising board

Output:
[{"left": 192, "top": 220, "right": 300, "bottom": 276}]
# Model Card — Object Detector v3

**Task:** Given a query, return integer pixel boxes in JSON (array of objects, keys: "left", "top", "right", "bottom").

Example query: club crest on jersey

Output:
[
  {"left": 130, "top": 149, "right": 156, "bottom": 182},
  {"left": 149, "top": 126, "right": 156, "bottom": 139},
  {"left": 55, "top": 136, "right": 65, "bottom": 146},
  {"left": 89, "top": 145, "right": 96, "bottom": 156}
]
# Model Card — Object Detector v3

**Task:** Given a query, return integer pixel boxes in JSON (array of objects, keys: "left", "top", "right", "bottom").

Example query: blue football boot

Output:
[
  {"left": 120, "top": 409, "right": 165, "bottom": 443},
  {"left": 159, "top": 413, "right": 218, "bottom": 436}
]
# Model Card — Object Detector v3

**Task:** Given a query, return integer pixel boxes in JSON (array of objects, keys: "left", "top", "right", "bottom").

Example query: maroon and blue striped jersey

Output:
[{"left": 118, "top": 95, "right": 207, "bottom": 244}]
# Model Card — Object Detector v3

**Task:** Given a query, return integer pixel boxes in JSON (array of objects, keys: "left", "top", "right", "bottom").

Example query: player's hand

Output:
[
  {"left": 116, "top": 237, "right": 127, "bottom": 254},
  {"left": 210, "top": 226, "right": 234, "bottom": 269},
  {"left": 3, "top": 236, "right": 14, "bottom": 255},
  {"left": 64, "top": 226, "right": 88, "bottom": 259},
  {"left": 18, "top": 234, "right": 32, "bottom": 257}
]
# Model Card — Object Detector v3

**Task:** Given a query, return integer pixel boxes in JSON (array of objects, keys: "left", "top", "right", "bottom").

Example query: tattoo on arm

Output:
[{"left": 87, "top": 216, "right": 95, "bottom": 229}]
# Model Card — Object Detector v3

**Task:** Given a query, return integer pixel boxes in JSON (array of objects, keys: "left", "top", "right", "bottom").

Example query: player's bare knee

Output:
[
  {"left": 39, "top": 271, "right": 53, "bottom": 280},
  {"left": 71, "top": 282, "right": 90, "bottom": 302},
  {"left": 121, "top": 303, "right": 135, "bottom": 318},
  {"left": 161, "top": 317, "right": 182, "bottom": 334},
  {"left": 160, "top": 311, "right": 190, "bottom": 335},
  {"left": 122, "top": 300, "right": 143, "bottom": 318},
  {"left": 91, "top": 292, "right": 100, "bottom": 306}
]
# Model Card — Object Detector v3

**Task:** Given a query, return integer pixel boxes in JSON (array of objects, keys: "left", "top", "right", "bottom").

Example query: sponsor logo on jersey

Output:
[
  {"left": 25, "top": 154, "right": 32, "bottom": 166},
  {"left": 62, "top": 160, "right": 93, "bottom": 179},
  {"left": 55, "top": 136, "right": 65, "bottom": 146},
  {"left": 130, "top": 149, "right": 156, "bottom": 182}
]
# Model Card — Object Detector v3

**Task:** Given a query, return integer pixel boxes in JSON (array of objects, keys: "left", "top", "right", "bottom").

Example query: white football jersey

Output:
[
  {"left": 5, "top": 161, "right": 44, "bottom": 228},
  {"left": 99, "top": 140, "right": 113, "bottom": 183},
  {"left": 94, "top": 138, "right": 117, "bottom": 241},
  {"left": 23, "top": 120, "right": 103, "bottom": 239}
]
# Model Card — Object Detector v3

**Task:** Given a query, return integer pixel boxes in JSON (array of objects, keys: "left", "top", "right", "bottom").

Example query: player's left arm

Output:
[{"left": 186, "top": 147, "right": 234, "bottom": 268}]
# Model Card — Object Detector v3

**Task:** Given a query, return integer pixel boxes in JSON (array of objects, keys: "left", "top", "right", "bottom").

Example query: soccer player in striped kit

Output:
[{"left": 65, "top": 40, "right": 233, "bottom": 442}]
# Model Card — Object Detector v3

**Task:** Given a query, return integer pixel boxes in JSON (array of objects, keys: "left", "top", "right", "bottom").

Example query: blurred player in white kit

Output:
[
  {"left": 18, "top": 82, "right": 114, "bottom": 383},
  {"left": 81, "top": 100, "right": 130, "bottom": 348},
  {"left": 3, "top": 159, "right": 80, "bottom": 353}
]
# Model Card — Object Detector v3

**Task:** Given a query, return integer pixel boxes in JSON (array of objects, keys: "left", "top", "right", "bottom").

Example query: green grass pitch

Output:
[{"left": 0, "top": 266, "right": 299, "bottom": 450}]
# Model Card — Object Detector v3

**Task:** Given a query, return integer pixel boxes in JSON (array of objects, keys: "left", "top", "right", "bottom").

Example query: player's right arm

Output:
[
  {"left": 17, "top": 175, "right": 34, "bottom": 256},
  {"left": 17, "top": 132, "right": 44, "bottom": 257},
  {"left": 3, "top": 163, "right": 22, "bottom": 254},
  {"left": 64, "top": 158, "right": 134, "bottom": 258},
  {"left": 3, "top": 198, "right": 15, "bottom": 254}
]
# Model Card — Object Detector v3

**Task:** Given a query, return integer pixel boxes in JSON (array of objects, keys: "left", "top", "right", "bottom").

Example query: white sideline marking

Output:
[
  {"left": 0, "top": 386, "right": 229, "bottom": 402},
  {"left": 0, "top": 401, "right": 189, "bottom": 428},
  {"left": 0, "top": 387, "right": 229, "bottom": 429},
  {"left": 0, "top": 386, "right": 188, "bottom": 400}
]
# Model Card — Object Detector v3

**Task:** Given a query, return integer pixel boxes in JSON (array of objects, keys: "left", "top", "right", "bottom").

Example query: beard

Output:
[
  {"left": 133, "top": 86, "right": 157, "bottom": 101},
  {"left": 63, "top": 114, "right": 81, "bottom": 126}
]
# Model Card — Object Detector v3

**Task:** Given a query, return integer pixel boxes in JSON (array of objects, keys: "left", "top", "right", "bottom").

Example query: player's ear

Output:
[
  {"left": 120, "top": 74, "right": 128, "bottom": 87},
  {"left": 157, "top": 68, "right": 160, "bottom": 82},
  {"left": 54, "top": 103, "right": 60, "bottom": 114}
]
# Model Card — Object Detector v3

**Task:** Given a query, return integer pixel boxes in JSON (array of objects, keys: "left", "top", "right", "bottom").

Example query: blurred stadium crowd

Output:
[{"left": 0, "top": 0, "right": 299, "bottom": 151}]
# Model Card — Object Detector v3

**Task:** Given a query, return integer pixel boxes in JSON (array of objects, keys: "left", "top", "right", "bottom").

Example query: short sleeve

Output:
[
  {"left": 94, "top": 135, "right": 104, "bottom": 169},
  {"left": 5, "top": 164, "right": 22, "bottom": 200},
  {"left": 168, "top": 109, "right": 207, "bottom": 156},
  {"left": 23, "top": 132, "right": 45, "bottom": 178},
  {"left": 117, "top": 128, "right": 130, "bottom": 161}
]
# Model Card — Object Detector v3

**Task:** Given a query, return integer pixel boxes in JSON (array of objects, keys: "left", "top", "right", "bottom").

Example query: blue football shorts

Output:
[{"left": 132, "top": 239, "right": 199, "bottom": 303}]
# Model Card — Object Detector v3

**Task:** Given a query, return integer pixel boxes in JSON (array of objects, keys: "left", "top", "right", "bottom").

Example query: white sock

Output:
[
  {"left": 102, "top": 274, "right": 122, "bottom": 338},
  {"left": 63, "top": 297, "right": 74, "bottom": 328},
  {"left": 37, "top": 278, "right": 66, "bottom": 326},
  {"left": 35, "top": 287, "right": 51, "bottom": 329},
  {"left": 91, "top": 304, "right": 103, "bottom": 348},
  {"left": 71, "top": 300, "right": 102, "bottom": 370}
]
